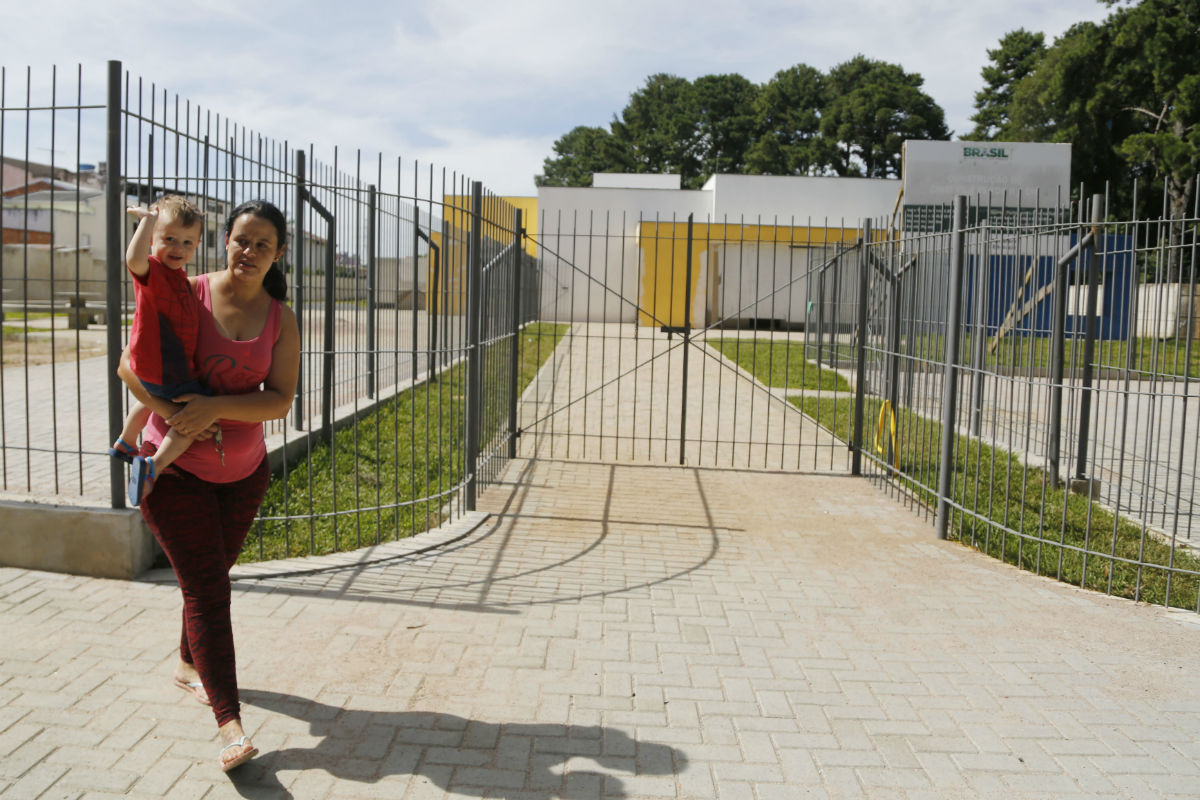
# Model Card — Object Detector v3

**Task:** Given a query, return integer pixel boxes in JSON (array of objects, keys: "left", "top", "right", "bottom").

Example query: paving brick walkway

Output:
[{"left": 3, "top": 457, "right": 1199, "bottom": 798}]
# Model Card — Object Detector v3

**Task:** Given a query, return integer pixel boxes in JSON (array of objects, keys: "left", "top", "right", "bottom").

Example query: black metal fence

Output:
[
  {"left": 1, "top": 61, "right": 540, "bottom": 553},
  {"left": 838, "top": 191, "right": 1199, "bottom": 611},
  {"left": 518, "top": 188, "right": 1198, "bottom": 612},
  {"left": 4, "top": 60, "right": 1198, "bottom": 611}
]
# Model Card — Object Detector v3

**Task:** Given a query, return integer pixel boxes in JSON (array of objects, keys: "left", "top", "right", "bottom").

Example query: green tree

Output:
[
  {"left": 611, "top": 74, "right": 700, "bottom": 183},
  {"left": 1007, "top": 0, "right": 1199, "bottom": 247},
  {"left": 689, "top": 74, "right": 761, "bottom": 184},
  {"left": 1009, "top": 21, "right": 1131, "bottom": 204},
  {"left": 535, "top": 126, "right": 630, "bottom": 187},
  {"left": 967, "top": 28, "right": 1046, "bottom": 140},
  {"left": 746, "top": 64, "right": 832, "bottom": 175},
  {"left": 1104, "top": 0, "right": 1200, "bottom": 227},
  {"left": 821, "top": 55, "right": 950, "bottom": 177}
]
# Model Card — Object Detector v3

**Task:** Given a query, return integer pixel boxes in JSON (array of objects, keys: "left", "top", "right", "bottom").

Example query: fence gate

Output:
[{"left": 513, "top": 213, "right": 864, "bottom": 472}]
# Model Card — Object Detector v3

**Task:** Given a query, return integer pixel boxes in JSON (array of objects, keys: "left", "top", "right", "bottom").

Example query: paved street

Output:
[
  {"left": 2, "top": 321, "right": 1200, "bottom": 798},
  {"left": 2, "top": 458, "right": 1199, "bottom": 798}
]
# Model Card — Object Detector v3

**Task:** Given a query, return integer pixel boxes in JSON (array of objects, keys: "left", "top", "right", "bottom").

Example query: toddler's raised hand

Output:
[{"left": 126, "top": 205, "right": 159, "bottom": 221}]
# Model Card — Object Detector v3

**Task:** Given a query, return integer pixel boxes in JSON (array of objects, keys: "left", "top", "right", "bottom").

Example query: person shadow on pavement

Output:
[{"left": 227, "top": 688, "right": 687, "bottom": 799}]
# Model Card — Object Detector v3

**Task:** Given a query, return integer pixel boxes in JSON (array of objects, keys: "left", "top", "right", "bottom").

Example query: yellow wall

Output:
[
  {"left": 428, "top": 195, "right": 537, "bottom": 315},
  {"left": 636, "top": 222, "right": 869, "bottom": 327}
]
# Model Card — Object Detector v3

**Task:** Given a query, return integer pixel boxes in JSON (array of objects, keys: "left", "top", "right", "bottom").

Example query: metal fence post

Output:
[
  {"left": 936, "top": 196, "right": 968, "bottom": 540},
  {"left": 464, "top": 181, "right": 484, "bottom": 510},
  {"left": 969, "top": 220, "right": 990, "bottom": 436},
  {"left": 852, "top": 219, "right": 872, "bottom": 475},
  {"left": 508, "top": 209, "right": 523, "bottom": 459},
  {"left": 105, "top": 60, "right": 125, "bottom": 509},
  {"left": 888, "top": 252, "right": 902, "bottom": 417},
  {"left": 1074, "top": 194, "right": 1105, "bottom": 487},
  {"left": 366, "top": 184, "right": 377, "bottom": 399},
  {"left": 292, "top": 149, "right": 306, "bottom": 430},
  {"left": 678, "top": 214, "right": 694, "bottom": 465},
  {"left": 816, "top": 264, "right": 826, "bottom": 367},
  {"left": 1046, "top": 199, "right": 1077, "bottom": 486},
  {"left": 322, "top": 215, "right": 335, "bottom": 443}
]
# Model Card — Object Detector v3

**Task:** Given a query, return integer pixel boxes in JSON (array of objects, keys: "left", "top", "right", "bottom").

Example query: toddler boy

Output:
[{"left": 108, "top": 195, "right": 213, "bottom": 505}]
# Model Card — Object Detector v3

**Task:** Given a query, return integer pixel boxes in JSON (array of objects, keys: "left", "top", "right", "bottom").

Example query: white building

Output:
[{"left": 536, "top": 172, "right": 900, "bottom": 327}]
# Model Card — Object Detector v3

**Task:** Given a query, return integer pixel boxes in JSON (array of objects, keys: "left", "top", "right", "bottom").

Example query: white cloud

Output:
[{"left": 3, "top": 0, "right": 1115, "bottom": 196}]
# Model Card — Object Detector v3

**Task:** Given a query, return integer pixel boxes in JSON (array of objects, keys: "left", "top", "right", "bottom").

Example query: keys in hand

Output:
[{"left": 214, "top": 425, "right": 225, "bottom": 466}]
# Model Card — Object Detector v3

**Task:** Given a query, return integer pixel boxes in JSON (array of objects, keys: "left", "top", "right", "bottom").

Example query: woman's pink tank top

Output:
[{"left": 145, "top": 273, "right": 282, "bottom": 483}]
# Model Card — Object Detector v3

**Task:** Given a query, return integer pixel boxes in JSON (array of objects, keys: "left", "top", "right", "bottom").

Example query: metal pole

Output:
[
  {"left": 322, "top": 218, "right": 335, "bottom": 442},
  {"left": 464, "top": 181, "right": 484, "bottom": 509},
  {"left": 678, "top": 214, "right": 694, "bottom": 465},
  {"left": 969, "top": 221, "right": 990, "bottom": 435},
  {"left": 441, "top": 220, "right": 450, "bottom": 370},
  {"left": 105, "top": 60, "right": 125, "bottom": 508},
  {"left": 936, "top": 196, "right": 968, "bottom": 540},
  {"left": 851, "top": 220, "right": 872, "bottom": 475},
  {"left": 1046, "top": 200, "right": 1077, "bottom": 486},
  {"left": 816, "top": 267, "right": 826, "bottom": 367},
  {"left": 888, "top": 256, "right": 902, "bottom": 417},
  {"left": 508, "top": 209, "right": 523, "bottom": 459},
  {"left": 830, "top": 251, "right": 841, "bottom": 362},
  {"left": 366, "top": 184, "right": 377, "bottom": 399},
  {"left": 292, "top": 149, "right": 306, "bottom": 429},
  {"left": 426, "top": 211, "right": 438, "bottom": 373},
  {"left": 1074, "top": 194, "right": 1105, "bottom": 483},
  {"left": 411, "top": 199, "right": 420, "bottom": 388}
]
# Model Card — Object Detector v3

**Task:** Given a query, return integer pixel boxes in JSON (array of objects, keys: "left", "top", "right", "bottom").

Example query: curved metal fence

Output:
[
  {"left": 3, "top": 60, "right": 1198, "bottom": 612},
  {"left": 0, "top": 61, "right": 541, "bottom": 557}
]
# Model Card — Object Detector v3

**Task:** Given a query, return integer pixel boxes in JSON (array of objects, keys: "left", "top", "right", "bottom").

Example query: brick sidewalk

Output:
[{"left": 2, "top": 458, "right": 1199, "bottom": 798}]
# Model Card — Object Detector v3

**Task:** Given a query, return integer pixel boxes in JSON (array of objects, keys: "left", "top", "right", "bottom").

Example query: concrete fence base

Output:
[{"left": 0, "top": 500, "right": 160, "bottom": 579}]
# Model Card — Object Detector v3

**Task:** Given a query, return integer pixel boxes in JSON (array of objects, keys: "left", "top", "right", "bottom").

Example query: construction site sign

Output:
[{"left": 901, "top": 140, "right": 1072, "bottom": 233}]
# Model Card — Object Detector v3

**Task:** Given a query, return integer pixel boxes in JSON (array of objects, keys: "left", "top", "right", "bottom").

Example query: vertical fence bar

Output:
[
  {"left": 322, "top": 211, "right": 335, "bottom": 441},
  {"left": 1046, "top": 200, "right": 1076, "bottom": 486},
  {"left": 678, "top": 214, "right": 694, "bottom": 465},
  {"left": 292, "top": 149, "right": 306, "bottom": 429},
  {"left": 816, "top": 266, "right": 826, "bottom": 367},
  {"left": 508, "top": 209, "right": 523, "bottom": 459},
  {"left": 969, "top": 221, "right": 989, "bottom": 435},
  {"left": 464, "top": 181, "right": 484, "bottom": 510},
  {"left": 852, "top": 220, "right": 871, "bottom": 475},
  {"left": 366, "top": 184, "right": 377, "bottom": 399},
  {"left": 105, "top": 60, "right": 125, "bottom": 509},
  {"left": 888, "top": 259, "right": 902, "bottom": 417},
  {"left": 936, "top": 196, "right": 968, "bottom": 540},
  {"left": 1074, "top": 194, "right": 1105, "bottom": 486}
]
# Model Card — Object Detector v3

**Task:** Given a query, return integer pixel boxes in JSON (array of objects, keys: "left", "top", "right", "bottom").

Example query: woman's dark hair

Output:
[{"left": 225, "top": 200, "right": 288, "bottom": 301}]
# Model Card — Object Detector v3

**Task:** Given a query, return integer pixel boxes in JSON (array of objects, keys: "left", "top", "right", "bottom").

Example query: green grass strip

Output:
[
  {"left": 913, "top": 333, "right": 1200, "bottom": 378},
  {"left": 708, "top": 338, "right": 852, "bottom": 392},
  {"left": 248, "top": 321, "right": 568, "bottom": 562}
]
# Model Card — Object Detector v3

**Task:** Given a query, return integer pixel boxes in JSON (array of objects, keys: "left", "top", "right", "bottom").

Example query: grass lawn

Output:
[
  {"left": 914, "top": 332, "right": 1200, "bottom": 378},
  {"left": 707, "top": 338, "right": 851, "bottom": 392},
  {"left": 247, "top": 321, "right": 568, "bottom": 562}
]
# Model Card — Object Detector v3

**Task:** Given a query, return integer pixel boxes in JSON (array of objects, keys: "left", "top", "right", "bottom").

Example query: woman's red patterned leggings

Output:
[{"left": 140, "top": 453, "right": 270, "bottom": 727}]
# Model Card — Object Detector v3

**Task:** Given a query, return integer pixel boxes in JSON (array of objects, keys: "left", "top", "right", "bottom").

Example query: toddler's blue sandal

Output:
[
  {"left": 107, "top": 438, "right": 137, "bottom": 464},
  {"left": 128, "top": 456, "right": 156, "bottom": 506}
]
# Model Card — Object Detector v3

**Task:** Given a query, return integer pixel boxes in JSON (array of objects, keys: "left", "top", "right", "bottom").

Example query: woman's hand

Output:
[{"left": 166, "top": 394, "right": 221, "bottom": 441}]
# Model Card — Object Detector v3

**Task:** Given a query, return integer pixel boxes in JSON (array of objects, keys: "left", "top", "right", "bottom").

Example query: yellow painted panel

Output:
[
  {"left": 431, "top": 195, "right": 535, "bottom": 314},
  {"left": 636, "top": 221, "right": 865, "bottom": 327}
]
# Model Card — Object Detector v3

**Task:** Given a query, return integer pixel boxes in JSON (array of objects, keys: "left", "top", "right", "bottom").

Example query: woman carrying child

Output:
[{"left": 118, "top": 199, "right": 300, "bottom": 771}]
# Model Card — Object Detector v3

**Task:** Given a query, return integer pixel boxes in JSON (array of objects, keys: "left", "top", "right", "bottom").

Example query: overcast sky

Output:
[{"left": 6, "top": 0, "right": 1113, "bottom": 196}]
